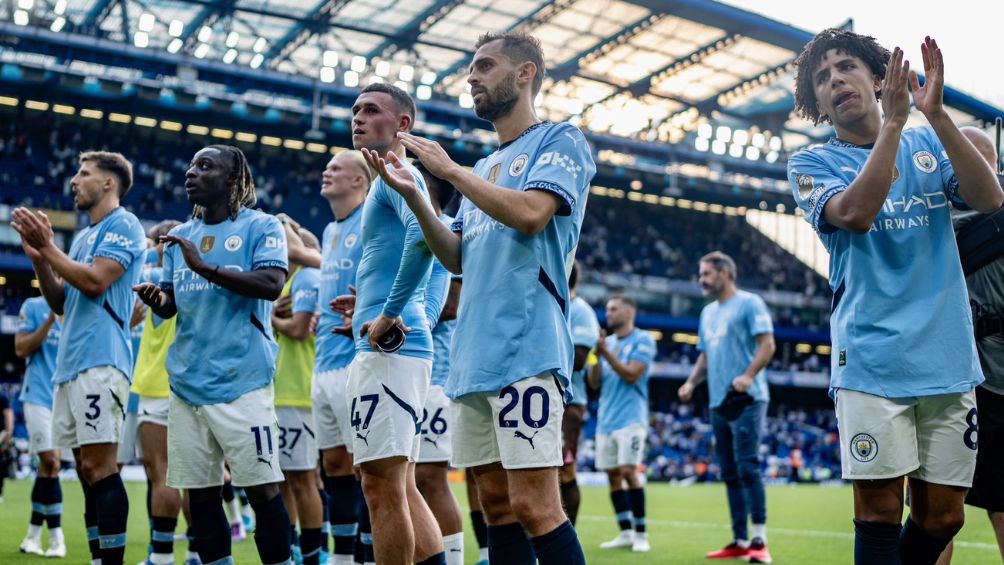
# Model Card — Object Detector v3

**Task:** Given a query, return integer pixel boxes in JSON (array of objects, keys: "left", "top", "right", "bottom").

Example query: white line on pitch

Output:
[{"left": 575, "top": 515, "right": 1000, "bottom": 551}]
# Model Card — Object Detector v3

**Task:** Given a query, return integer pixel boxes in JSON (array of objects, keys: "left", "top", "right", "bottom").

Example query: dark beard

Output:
[{"left": 474, "top": 72, "right": 519, "bottom": 122}]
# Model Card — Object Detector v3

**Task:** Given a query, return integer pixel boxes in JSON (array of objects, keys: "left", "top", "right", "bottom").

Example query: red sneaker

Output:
[
  {"left": 705, "top": 541, "right": 750, "bottom": 559},
  {"left": 746, "top": 538, "right": 772, "bottom": 563}
]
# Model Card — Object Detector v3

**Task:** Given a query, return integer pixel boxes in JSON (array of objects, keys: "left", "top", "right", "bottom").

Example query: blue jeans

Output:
[{"left": 711, "top": 400, "right": 767, "bottom": 541}]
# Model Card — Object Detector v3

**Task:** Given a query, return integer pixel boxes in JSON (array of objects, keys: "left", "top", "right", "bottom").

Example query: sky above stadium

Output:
[{"left": 723, "top": 0, "right": 1004, "bottom": 108}]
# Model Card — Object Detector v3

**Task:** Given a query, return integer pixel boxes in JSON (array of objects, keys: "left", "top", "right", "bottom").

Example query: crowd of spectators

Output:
[
  {"left": 2, "top": 112, "right": 831, "bottom": 300},
  {"left": 578, "top": 402, "right": 841, "bottom": 483}
]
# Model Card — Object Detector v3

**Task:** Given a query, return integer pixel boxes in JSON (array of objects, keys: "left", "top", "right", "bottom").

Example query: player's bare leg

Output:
[
  {"left": 416, "top": 462, "right": 463, "bottom": 563},
  {"left": 601, "top": 467, "right": 634, "bottom": 549},
  {"left": 465, "top": 468, "right": 490, "bottom": 564},
  {"left": 139, "top": 422, "right": 181, "bottom": 564},
  {"left": 322, "top": 446, "right": 361, "bottom": 564},
  {"left": 287, "top": 470, "right": 324, "bottom": 564},
  {"left": 852, "top": 477, "right": 904, "bottom": 563},
  {"left": 473, "top": 462, "right": 583, "bottom": 564},
  {"left": 902, "top": 479, "right": 966, "bottom": 564}
]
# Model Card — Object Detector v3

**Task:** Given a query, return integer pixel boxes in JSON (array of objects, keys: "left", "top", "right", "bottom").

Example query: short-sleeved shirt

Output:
[
  {"left": 161, "top": 208, "right": 288, "bottom": 406},
  {"left": 352, "top": 160, "right": 434, "bottom": 360},
  {"left": 788, "top": 127, "right": 983, "bottom": 398},
  {"left": 697, "top": 290, "right": 773, "bottom": 408},
  {"left": 17, "top": 297, "right": 60, "bottom": 409},
  {"left": 596, "top": 328, "right": 656, "bottom": 434},
  {"left": 274, "top": 266, "right": 320, "bottom": 407},
  {"left": 568, "top": 296, "right": 600, "bottom": 406},
  {"left": 448, "top": 121, "right": 597, "bottom": 400},
  {"left": 57, "top": 206, "right": 146, "bottom": 384}
]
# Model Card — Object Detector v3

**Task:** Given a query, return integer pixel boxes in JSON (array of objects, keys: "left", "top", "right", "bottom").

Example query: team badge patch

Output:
[
  {"left": 850, "top": 433, "right": 878, "bottom": 462},
  {"left": 913, "top": 150, "right": 937, "bottom": 173},
  {"left": 509, "top": 154, "right": 529, "bottom": 177},
  {"left": 487, "top": 163, "right": 502, "bottom": 184},
  {"left": 224, "top": 235, "right": 243, "bottom": 252},
  {"left": 344, "top": 233, "right": 358, "bottom": 248},
  {"left": 200, "top": 236, "right": 215, "bottom": 253},
  {"left": 796, "top": 173, "right": 815, "bottom": 198}
]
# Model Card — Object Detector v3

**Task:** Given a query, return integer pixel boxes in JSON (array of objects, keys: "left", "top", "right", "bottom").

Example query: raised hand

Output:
[
  {"left": 397, "top": 132, "right": 459, "bottom": 180},
  {"left": 909, "top": 36, "right": 945, "bottom": 119},
  {"left": 11, "top": 207, "right": 55, "bottom": 252},
  {"left": 362, "top": 148, "right": 420, "bottom": 200},
  {"left": 330, "top": 284, "right": 356, "bottom": 317},
  {"left": 159, "top": 234, "right": 206, "bottom": 271},
  {"left": 595, "top": 329, "right": 608, "bottom": 358},
  {"left": 880, "top": 47, "right": 911, "bottom": 127},
  {"left": 133, "top": 282, "right": 168, "bottom": 308}
]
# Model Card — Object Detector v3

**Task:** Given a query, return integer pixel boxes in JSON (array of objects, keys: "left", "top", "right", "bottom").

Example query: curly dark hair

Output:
[
  {"left": 191, "top": 145, "right": 256, "bottom": 221},
  {"left": 794, "top": 28, "right": 891, "bottom": 125}
]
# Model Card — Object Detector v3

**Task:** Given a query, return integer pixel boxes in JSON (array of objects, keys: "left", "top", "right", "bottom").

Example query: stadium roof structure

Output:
[{"left": 2, "top": 0, "right": 1002, "bottom": 208}]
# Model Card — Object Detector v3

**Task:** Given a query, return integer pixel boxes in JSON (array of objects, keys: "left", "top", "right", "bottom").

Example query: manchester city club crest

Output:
[
  {"left": 913, "top": 150, "right": 937, "bottom": 173},
  {"left": 509, "top": 154, "right": 529, "bottom": 177},
  {"left": 850, "top": 433, "right": 878, "bottom": 463},
  {"left": 224, "top": 235, "right": 243, "bottom": 252},
  {"left": 199, "top": 236, "right": 215, "bottom": 253},
  {"left": 344, "top": 233, "right": 358, "bottom": 248}
]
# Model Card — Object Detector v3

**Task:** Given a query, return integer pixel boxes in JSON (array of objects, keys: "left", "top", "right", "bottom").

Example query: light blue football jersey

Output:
[
  {"left": 697, "top": 290, "right": 773, "bottom": 408},
  {"left": 448, "top": 121, "right": 596, "bottom": 400},
  {"left": 315, "top": 205, "right": 364, "bottom": 373},
  {"left": 161, "top": 208, "right": 288, "bottom": 406},
  {"left": 56, "top": 206, "right": 146, "bottom": 384},
  {"left": 17, "top": 297, "right": 60, "bottom": 409},
  {"left": 568, "top": 296, "right": 600, "bottom": 406},
  {"left": 352, "top": 160, "right": 434, "bottom": 360},
  {"left": 291, "top": 267, "right": 320, "bottom": 316},
  {"left": 596, "top": 328, "right": 656, "bottom": 434},
  {"left": 788, "top": 127, "right": 983, "bottom": 398},
  {"left": 425, "top": 216, "right": 454, "bottom": 387}
]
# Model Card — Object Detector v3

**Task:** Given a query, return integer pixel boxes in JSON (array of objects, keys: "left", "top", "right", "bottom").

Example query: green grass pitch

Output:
[{"left": 0, "top": 479, "right": 999, "bottom": 563}]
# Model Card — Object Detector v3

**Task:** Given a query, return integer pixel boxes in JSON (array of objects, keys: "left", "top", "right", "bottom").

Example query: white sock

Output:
[
  {"left": 150, "top": 553, "right": 173, "bottom": 565},
  {"left": 331, "top": 555, "right": 354, "bottom": 565},
  {"left": 241, "top": 505, "right": 253, "bottom": 518},
  {"left": 443, "top": 532, "right": 464, "bottom": 565},
  {"left": 187, "top": 550, "right": 200, "bottom": 561},
  {"left": 90, "top": 560, "right": 102, "bottom": 565},
  {"left": 27, "top": 524, "right": 43, "bottom": 540},
  {"left": 478, "top": 547, "right": 489, "bottom": 562},
  {"left": 736, "top": 538, "right": 750, "bottom": 548},
  {"left": 49, "top": 527, "right": 64, "bottom": 544},
  {"left": 752, "top": 523, "right": 767, "bottom": 543}
]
